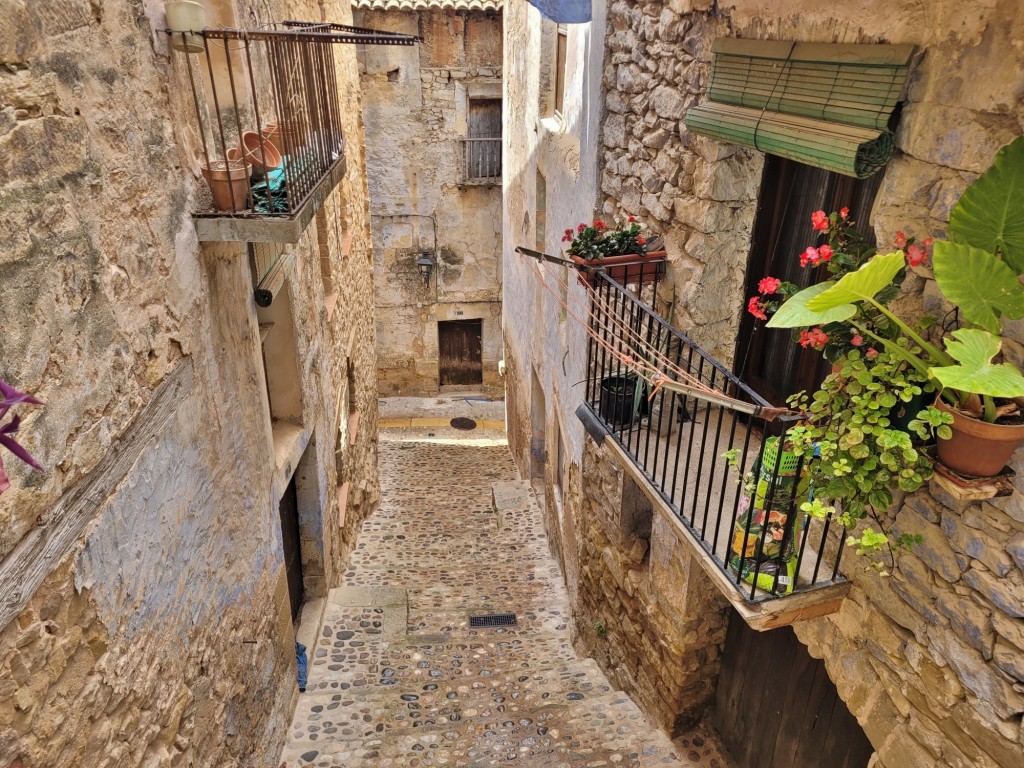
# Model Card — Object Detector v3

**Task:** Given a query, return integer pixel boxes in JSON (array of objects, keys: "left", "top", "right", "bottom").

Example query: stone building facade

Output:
[
  {"left": 503, "top": 0, "right": 1024, "bottom": 766},
  {"left": 355, "top": 0, "right": 504, "bottom": 396},
  {"left": 0, "top": 1, "right": 382, "bottom": 765}
]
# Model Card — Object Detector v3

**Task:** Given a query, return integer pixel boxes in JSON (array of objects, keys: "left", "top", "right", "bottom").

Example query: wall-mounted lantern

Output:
[{"left": 415, "top": 249, "right": 436, "bottom": 286}]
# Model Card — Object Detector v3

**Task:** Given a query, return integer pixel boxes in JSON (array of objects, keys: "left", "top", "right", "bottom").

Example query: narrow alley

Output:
[{"left": 280, "top": 424, "right": 730, "bottom": 767}]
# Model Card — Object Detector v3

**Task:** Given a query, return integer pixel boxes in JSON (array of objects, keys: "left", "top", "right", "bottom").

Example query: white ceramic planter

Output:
[{"left": 165, "top": 1, "right": 207, "bottom": 53}]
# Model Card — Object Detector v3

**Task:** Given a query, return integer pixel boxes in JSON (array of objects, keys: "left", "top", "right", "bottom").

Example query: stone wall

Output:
[
  {"left": 590, "top": 1, "right": 1024, "bottom": 766},
  {"left": 0, "top": 0, "right": 379, "bottom": 765},
  {"left": 357, "top": 8, "right": 504, "bottom": 396},
  {"left": 570, "top": 435, "right": 730, "bottom": 735}
]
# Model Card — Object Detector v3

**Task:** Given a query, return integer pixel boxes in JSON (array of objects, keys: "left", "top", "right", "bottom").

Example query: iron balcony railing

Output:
[
  {"left": 584, "top": 271, "right": 847, "bottom": 603},
  {"left": 168, "top": 21, "right": 418, "bottom": 241},
  {"left": 462, "top": 137, "right": 502, "bottom": 184}
]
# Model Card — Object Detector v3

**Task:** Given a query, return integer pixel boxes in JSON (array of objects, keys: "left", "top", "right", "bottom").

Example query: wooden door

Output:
[
  {"left": 734, "top": 155, "right": 884, "bottom": 407},
  {"left": 438, "top": 319, "right": 483, "bottom": 386},
  {"left": 713, "top": 611, "right": 874, "bottom": 768},
  {"left": 278, "top": 476, "right": 304, "bottom": 622},
  {"left": 468, "top": 98, "right": 501, "bottom": 178}
]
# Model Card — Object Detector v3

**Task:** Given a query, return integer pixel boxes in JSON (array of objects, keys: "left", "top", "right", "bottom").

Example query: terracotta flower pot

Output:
[
  {"left": 570, "top": 250, "right": 667, "bottom": 287},
  {"left": 262, "top": 117, "right": 308, "bottom": 155},
  {"left": 935, "top": 398, "right": 1024, "bottom": 477},
  {"left": 240, "top": 131, "right": 282, "bottom": 176},
  {"left": 200, "top": 159, "right": 250, "bottom": 212}
]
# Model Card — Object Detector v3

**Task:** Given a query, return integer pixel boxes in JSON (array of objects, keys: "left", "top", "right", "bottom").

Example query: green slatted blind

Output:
[{"left": 685, "top": 39, "right": 915, "bottom": 178}]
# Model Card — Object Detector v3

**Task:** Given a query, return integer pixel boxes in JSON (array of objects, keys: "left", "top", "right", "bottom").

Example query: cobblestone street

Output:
[{"left": 280, "top": 426, "right": 731, "bottom": 767}]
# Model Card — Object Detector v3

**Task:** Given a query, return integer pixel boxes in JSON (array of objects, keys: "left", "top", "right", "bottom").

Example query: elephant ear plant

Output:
[
  {"left": 0, "top": 380, "right": 44, "bottom": 495},
  {"left": 763, "top": 135, "right": 1024, "bottom": 570}
]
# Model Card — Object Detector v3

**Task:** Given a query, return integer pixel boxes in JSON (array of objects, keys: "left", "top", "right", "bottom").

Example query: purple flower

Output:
[{"left": 0, "top": 379, "right": 44, "bottom": 495}]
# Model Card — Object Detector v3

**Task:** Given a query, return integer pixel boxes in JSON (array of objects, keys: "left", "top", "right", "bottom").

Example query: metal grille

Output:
[{"left": 469, "top": 613, "right": 517, "bottom": 628}]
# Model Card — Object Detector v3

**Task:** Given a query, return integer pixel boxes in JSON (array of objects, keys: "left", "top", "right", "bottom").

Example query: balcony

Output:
[
  {"left": 578, "top": 269, "right": 850, "bottom": 629},
  {"left": 168, "top": 21, "right": 418, "bottom": 243},
  {"left": 461, "top": 137, "right": 502, "bottom": 185}
]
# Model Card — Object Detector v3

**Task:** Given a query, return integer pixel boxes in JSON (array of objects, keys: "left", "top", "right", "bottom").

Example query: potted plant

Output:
[
  {"left": 563, "top": 217, "right": 666, "bottom": 287},
  {"left": 772, "top": 137, "right": 1024, "bottom": 478},
  {"left": 598, "top": 374, "right": 639, "bottom": 427}
]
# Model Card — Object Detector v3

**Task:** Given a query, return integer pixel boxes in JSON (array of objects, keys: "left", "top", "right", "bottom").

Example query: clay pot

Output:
[
  {"left": 262, "top": 117, "right": 308, "bottom": 155},
  {"left": 165, "top": 1, "right": 207, "bottom": 53},
  {"left": 200, "top": 159, "right": 250, "bottom": 212},
  {"left": 570, "top": 251, "right": 667, "bottom": 287},
  {"left": 935, "top": 397, "right": 1024, "bottom": 477}
]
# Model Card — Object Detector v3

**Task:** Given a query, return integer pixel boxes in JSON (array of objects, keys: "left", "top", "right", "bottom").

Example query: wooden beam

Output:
[{"left": 0, "top": 359, "right": 196, "bottom": 630}]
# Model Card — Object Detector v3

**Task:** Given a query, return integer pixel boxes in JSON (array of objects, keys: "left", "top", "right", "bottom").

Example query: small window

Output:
[
  {"left": 556, "top": 424, "right": 567, "bottom": 504},
  {"left": 554, "top": 24, "right": 567, "bottom": 117},
  {"left": 465, "top": 98, "right": 502, "bottom": 181},
  {"left": 535, "top": 171, "right": 546, "bottom": 251}
]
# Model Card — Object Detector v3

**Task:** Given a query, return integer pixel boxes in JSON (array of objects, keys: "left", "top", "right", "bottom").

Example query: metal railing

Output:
[
  {"left": 584, "top": 272, "right": 847, "bottom": 602},
  {"left": 462, "top": 137, "right": 502, "bottom": 183},
  {"left": 170, "top": 21, "right": 418, "bottom": 219}
]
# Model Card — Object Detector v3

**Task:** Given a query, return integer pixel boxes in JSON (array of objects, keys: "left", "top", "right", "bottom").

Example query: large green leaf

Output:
[
  {"left": 806, "top": 251, "right": 906, "bottom": 312},
  {"left": 930, "top": 328, "right": 1024, "bottom": 398},
  {"left": 765, "top": 281, "right": 855, "bottom": 328},
  {"left": 949, "top": 136, "right": 1024, "bottom": 273},
  {"left": 933, "top": 241, "right": 1024, "bottom": 333}
]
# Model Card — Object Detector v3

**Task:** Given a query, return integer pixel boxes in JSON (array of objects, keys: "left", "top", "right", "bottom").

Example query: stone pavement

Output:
[{"left": 280, "top": 427, "right": 732, "bottom": 767}]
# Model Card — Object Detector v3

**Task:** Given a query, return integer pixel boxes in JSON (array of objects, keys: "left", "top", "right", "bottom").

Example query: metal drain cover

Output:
[
  {"left": 450, "top": 417, "right": 477, "bottom": 431},
  {"left": 469, "top": 612, "right": 517, "bottom": 628}
]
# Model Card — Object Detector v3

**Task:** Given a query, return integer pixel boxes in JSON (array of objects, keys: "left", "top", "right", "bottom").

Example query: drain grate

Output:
[
  {"left": 450, "top": 417, "right": 478, "bottom": 431},
  {"left": 469, "top": 612, "right": 517, "bottom": 628}
]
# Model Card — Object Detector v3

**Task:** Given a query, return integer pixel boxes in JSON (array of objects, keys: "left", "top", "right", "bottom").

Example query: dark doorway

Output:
[
  {"left": 438, "top": 319, "right": 483, "bottom": 386},
  {"left": 713, "top": 612, "right": 874, "bottom": 768},
  {"left": 734, "top": 156, "right": 884, "bottom": 407},
  {"left": 278, "top": 475, "right": 304, "bottom": 622}
]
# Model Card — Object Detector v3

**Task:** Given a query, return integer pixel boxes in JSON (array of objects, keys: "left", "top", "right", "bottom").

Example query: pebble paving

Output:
[{"left": 281, "top": 427, "right": 732, "bottom": 767}]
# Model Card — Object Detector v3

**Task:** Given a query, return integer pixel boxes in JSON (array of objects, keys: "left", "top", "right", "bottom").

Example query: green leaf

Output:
[
  {"left": 766, "top": 281, "right": 855, "bottom": 328},
  {"left": 806, "top": 252, "right": 907, "bottom": 312},
  {"left": 949, "top": 136, "right": 1024, "bottom": 272},
  {"left": 932, "top": 241, "right": 1024, "bottom": 333},
  {"left": 930, "top": 328, "right": 1024, "bottom": 398}
]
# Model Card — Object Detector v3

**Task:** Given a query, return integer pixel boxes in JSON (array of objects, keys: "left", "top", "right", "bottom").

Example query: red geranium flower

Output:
[
  {"left": 628, "top": 216, "right": 636, "bottom": 223},
  {"left": 800, "top": 247, "right": 820, "bottom": 267},
  {"left": 811, "top": 210, "right": 829, "bottom": 232},
  {"left": 798, "top": 328, "right": 829, "bottom": 350},
  {"left": 747, "top": 296, "right": 768, "bottom": 321},
  {"left": 757, "top": 276, "right": 781, "bottom": 295},
  {"left": 866, "top": 347, "right": 879, "bottom": 359},
  {"left": 839, "top": 207, "right": 850, "bottom": 220},
  {"left": 906, "top": 243, "right": 926, "bottom": 267},
  {"left": 817, "top": 244, "right": 833, "bottom": 262},
  {"left": 578, "top": 223, "right": 586, "bottom": 233},
  {"left": 894, "top": 231, "right": 907, "bottom": 248},
  {"left": 636, "top": 236, "right": 646, "bottom": 245},
  {"left": 851, "top": 334, "right": 864, "bottom": 347}
]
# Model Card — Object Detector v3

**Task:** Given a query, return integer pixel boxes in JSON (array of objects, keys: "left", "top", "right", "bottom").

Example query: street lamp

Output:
[{"left": 416, "top": 249, "right": 436, "bottom": 286}]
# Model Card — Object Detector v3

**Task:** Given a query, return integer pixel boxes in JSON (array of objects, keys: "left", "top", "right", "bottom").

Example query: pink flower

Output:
[
  {"left": 800, "top": 247, "right": 820, "bottom": 267},
  {"left": 922, "top": 237, "right": 934, "bottom": 248},
  {"left": 866, "top": 347, "right": 879, "bottom": 359},
  {"left": 758, "top": 276, "right": 781, "bottom": 295},
  {"left": 636, "top": 236, "right": 646, "bottom": 245},
  {"left": 851, "top": 335, "right": 864, "bottom": 347},
  {"left": 906, "top": 243, "right": 926, "bottom": 267},
  {"left": 817, "top": 244, "right": 834, "bottom": 262},
  {"left": 894, "top": 231, "right": 907, "bottom": 248},
  {"left": 799, "top": 328, "right": 829, "bottom": 350},
  {"left": 839, "top": 207, "right": 850, "bottom": 220},
  {"left": 578, "top": 223, "right": 586, "bottom": 234},
  {"left": 593, "top": 219, "right": 606, "bottom": 230},
  {"left": 811, "top": 210, "right": 830, "bottom": 232},
  {"left": 628, "top": 215, "right": 636, "bottom": 223},
  {"left": 747, "top": 296, "right": 768, "bottom": 321}
]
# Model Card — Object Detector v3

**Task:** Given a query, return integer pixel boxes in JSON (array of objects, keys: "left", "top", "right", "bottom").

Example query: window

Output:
[
  {"left": 464, "top": 97, "right": 502, "bottom": 182},
  {"left": 554, "top": 24, "right": 567, "bottom": 117},
  {"left": 535, "top": 170, "right": 546, "bottom": 251}
]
